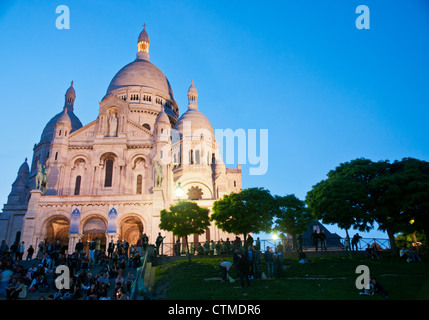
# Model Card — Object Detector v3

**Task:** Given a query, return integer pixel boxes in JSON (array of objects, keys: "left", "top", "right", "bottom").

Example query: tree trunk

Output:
[
  {"left": 345, "top": 229, "right": 352, "bottom": 258},
  {"left": 186, "top": 236, "right": 191, "bottom": 262},
  {"left": 386, "top": 228, "right": 398, "bottom": 256}
]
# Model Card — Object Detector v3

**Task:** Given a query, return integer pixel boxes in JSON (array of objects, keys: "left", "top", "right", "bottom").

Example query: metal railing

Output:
[{"left": 153, "top": 237, "right": 392, "bottom": 257}]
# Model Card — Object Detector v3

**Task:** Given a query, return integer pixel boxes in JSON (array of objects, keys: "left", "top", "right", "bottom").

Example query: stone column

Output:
[
  {"left": 68, "top": 234, "right": 82, "bottom": 255},
  {"left": 21, "top": 189, "right": 43, "bottom": 252},
  {"left": 152, "top": 187, "right": 165, "bottom": 244}
]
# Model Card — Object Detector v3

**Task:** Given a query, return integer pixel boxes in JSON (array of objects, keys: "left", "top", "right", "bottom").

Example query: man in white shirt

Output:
[{"left": 220, "top": 261, "right": 233, "bottom": 282}]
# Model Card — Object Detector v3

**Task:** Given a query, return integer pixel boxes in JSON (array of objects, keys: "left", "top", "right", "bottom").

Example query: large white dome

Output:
[
  {"left": 106, "top": 58, "right": 175, "bottom": 102},
  {"left": 105, "top": 25, "right": 176, "bottom": 104}
]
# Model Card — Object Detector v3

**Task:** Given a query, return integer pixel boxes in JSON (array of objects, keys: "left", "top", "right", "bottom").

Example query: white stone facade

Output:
[{"left": 0, "top": 26, "right": 242, "bottom": 254}]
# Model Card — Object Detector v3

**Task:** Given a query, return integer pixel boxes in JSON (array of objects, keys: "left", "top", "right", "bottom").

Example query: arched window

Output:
[
  {"left": 190, "top": 150, "right": 194, "bottom": 164},
  {"left": 15, "top": 231, "right": 21, "bottom": 244},
  {"left": 74, "top": 175, "right": 81, "bottom": 195},
  {"left": 104, "top": 159, "right": 113, "bottom": 187},
  {"left": 136, "top": 174, "right": 142, "bottom": 194},
  {"left": 195, "top": 150, "right": 200, "bottom": 164}
]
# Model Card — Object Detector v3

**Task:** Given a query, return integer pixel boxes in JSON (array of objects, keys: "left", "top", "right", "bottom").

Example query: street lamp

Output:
[{"left": 175, "top": 182, "right": 183, "bottom": 201}]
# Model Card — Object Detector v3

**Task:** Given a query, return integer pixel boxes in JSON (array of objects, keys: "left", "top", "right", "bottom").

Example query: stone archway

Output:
[
  {"left": 81, "top": 217, "right": 107, "bottom": 253},
  {"left": 120, "top": 215, "right": 144, "bottom": 246},
  {"left": 46, "top": 217, "right": 70, "bottom": 252}
]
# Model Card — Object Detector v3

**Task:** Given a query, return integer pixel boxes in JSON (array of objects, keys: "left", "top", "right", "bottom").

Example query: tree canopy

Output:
[
  {"left": 159, "top": 201, "right": 210, "bottom": 260},
  {"left": 306, "top": 157, "right": 429, "bottom": 254},
  {"left": 273, "top": 194, "right": 313, "bottom": 238},
  {"left": 211, "top": 187, "right": 276, "bottom": 241}
]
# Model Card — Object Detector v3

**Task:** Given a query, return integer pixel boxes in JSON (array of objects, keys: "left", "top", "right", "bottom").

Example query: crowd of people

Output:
[
  {"left": 0, "top": 237, "right": 148, "bottom": 300},
  {"left": 218, "top": 235, "right": 286, "bottom": 288},
  {"left": 1, "top": 232, "right": 424, "bottom": 300}
]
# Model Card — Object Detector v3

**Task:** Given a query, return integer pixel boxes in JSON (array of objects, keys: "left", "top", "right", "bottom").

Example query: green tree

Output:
[
  {"left": 211, "top": 187, "right": 276, "bottom": 243},
  {"left": 369, "top": 158, "right": 429, "bottom": 253},
  {"left": 395, "top": 231, "right": 427, "bottom": 250},
  {"left": 306, "top": 158, "right": 375, "bottom": 241},
  {"left": 159, "top": 201, "right": 210, "bottom": 261},
  {"left": 273, "top": 194, "right": 313, "bottom": 246},
  {"left": 306, "top": 157, "right": 429, "bottom": 255}
]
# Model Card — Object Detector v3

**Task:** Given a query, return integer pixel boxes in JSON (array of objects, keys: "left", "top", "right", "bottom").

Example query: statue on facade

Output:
[
  {"left": 154, "top": 161, "right": 163, "bottom": 187},
  {"left": 35, "top": 161, "right": 48, "bottom": 193},
  {"left": 108, "top": 112, "right": 118, "bottom": 137}
]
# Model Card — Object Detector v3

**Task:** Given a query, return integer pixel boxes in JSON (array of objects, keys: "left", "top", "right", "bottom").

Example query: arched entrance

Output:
[
  {"left": 82, "top": 217, "right": 107, "bottom": 254},
  {"left": 120, "top": 216, "right": 143, "bottom": 246},
  {"left": 46, "top": 217, "right": 70, "bottom": 252}
]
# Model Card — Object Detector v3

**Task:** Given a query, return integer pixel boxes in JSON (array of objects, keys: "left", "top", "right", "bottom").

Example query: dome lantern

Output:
[
  {"left": 187, "top": 80, "right": 198, "bottom": 109},
  {"left": 137, "top": 24, "right": 150, "bottom": 60},
  {"left": 64, "top": 81, "right": 75, "bottom": 111}
]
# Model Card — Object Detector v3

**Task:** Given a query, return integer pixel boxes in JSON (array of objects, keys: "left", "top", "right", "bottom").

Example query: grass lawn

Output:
[{"left": 152, "top": 253, "right": 429, "bottom": 300}]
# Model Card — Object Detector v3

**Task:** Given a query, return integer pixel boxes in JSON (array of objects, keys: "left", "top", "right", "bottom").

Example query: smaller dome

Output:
[
  {"left": 18, "top": 158, "right": 29, "bottom": 176},
  {"left": 40, "top": 109, "right": 82, "bottom": 143},
  {"left": 175, "top": 109, "right": 215, "bottom": 140},
  {"left": 39, "top": 81, "right": 82, "bottom": 144},
  {"left": 155, "top": 106, "right": 170, "bottom": 124},
  {"left": 57, "top": 108, "right": 72, "bottom": 126},
  {"left": 12, "top": 158, "right": 29, "bottom": 187},
  {"left": 176, "top": 81, "right": 213, "bottom": 139}
]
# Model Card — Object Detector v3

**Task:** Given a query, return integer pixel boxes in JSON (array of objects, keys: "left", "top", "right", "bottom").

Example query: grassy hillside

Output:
[{"left": 152, "top": 253, "right": 429, "bottom": 300}]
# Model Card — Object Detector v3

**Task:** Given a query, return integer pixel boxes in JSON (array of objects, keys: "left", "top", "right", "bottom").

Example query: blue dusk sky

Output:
[{"left": 0, "top": 0, "right": 428, "bottom": 239}]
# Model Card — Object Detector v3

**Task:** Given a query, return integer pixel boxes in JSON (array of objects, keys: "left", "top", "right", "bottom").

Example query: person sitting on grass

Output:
[
  {"left": 360, "top": 277, "right": 388, "bottom": 299},
  {"left": 365, "top": 244, "right": 376, "bottom": 259},
  {"left": 400, "top": 247, "right": 422, "bottom": 262},
  {"left": 298, "top": 250, "right": 309, "bottom": 264}
]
